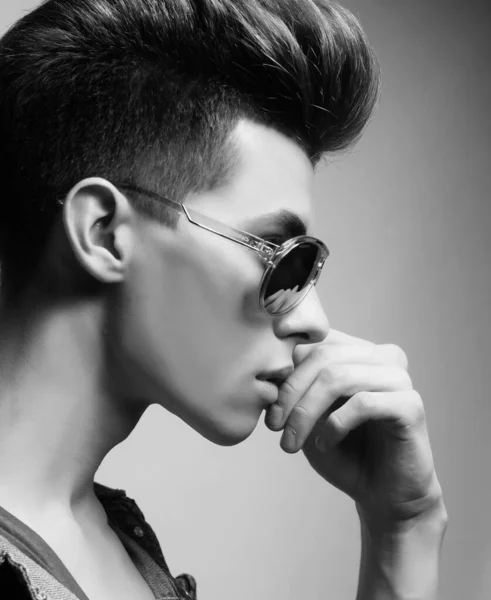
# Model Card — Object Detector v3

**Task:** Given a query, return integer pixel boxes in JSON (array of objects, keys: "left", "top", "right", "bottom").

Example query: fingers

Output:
[
  {"left": 292, "top": 329, "right": 408, "bottom": 368},
  {"left": 292, "top": 328, "right": 372, "bottom": 365},
  {"left": 270, "top": 343, "right": 410, "bottom": 432},
  {"left": 269, "top": 331, "right": 414, "bottom": 455},
  {"left": 319, "top": 343, "right": 408, "bottom": 369},
  {"left": 278, "top": 365, "right": 413, "bottom": 453},
  {"left": 316, "top": 390, "right": 426, "bottom": 451}
]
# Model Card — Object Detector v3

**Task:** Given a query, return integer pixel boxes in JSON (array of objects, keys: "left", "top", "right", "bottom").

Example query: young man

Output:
[{"left": 0, "top": 1, "right": 447, "bottom": 599}]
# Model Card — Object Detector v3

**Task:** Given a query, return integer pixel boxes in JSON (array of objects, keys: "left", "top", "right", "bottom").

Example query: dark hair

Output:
[{"left": 0, "top": 0, "right": 380, "bottom": 301}]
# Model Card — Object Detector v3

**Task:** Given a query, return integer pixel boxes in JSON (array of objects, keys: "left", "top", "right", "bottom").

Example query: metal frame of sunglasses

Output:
[{"left": 58, "top": 181, "right": 329, "bottom": 316}]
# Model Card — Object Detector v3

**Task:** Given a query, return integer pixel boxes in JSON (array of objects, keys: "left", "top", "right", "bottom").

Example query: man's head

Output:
[{"left": 0, "top": 0, "right": 380, "bottom": 445}]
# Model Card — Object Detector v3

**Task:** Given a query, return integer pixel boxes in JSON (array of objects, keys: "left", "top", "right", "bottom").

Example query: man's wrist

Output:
[
  {"left": 355, "top": 497, "right": 448, "bottom": 600},
  {"left": 356, "top": 493, "right": 448, "bottom": 537}
]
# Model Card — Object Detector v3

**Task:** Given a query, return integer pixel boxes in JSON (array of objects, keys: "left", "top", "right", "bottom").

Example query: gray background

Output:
[{"left": 2, "top": 1, "right": 490, "bottom": 599}]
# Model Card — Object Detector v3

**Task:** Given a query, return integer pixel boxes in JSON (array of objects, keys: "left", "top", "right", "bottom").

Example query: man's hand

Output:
[{"left": 265, "top": 328, "right": 443, "bottom": 524}]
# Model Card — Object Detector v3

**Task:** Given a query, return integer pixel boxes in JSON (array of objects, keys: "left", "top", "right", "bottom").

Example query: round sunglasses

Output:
[{"left": 60, "top": 182, "right": 329, "bottom": 316}]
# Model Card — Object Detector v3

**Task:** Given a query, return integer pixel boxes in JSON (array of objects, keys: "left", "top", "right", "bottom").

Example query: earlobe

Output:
[{"left": 61, "top": 177, "right": 134, "bottom": 284}]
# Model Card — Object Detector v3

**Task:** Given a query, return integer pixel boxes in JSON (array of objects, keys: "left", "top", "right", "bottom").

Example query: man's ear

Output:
[{"left": 60, "top": 177, "right": 135, "bottom": 283}]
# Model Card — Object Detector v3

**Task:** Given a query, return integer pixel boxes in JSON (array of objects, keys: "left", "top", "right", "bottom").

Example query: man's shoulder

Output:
[{"left": 0, "top": 533, "right": 81, "bottom": 600}]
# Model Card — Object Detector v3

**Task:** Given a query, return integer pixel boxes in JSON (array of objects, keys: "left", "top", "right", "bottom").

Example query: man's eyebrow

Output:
[{"left": 241, "top": 210, "right": 308, "bottom": 238}]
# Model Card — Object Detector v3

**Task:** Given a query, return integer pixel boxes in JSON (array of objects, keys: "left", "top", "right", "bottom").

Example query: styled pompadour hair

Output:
[{"left": 0, "top": 0, "right": 380, "bottom": 299}]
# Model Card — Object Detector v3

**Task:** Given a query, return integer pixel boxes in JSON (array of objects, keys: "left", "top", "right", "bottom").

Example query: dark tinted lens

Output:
[{"left": 264, "top": 243, "right": 319, "bottom": 314}]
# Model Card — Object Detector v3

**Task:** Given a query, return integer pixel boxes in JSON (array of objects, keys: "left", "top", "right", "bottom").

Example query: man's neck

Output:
[{"left": 0, "top": 302, "right": 143, "bottom": 519}]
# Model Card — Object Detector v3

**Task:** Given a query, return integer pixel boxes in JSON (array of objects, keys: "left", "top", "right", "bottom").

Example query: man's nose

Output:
[{"left": 274, "top": 287, "right": 329, "bottom": 345}]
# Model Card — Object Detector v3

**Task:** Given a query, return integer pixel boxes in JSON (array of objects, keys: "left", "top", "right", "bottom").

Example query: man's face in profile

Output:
[{"left": 109, "top": 118, "right": 330, "bottom": 446}]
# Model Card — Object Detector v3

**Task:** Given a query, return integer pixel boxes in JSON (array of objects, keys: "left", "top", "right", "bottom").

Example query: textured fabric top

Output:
[{"left": 0, "top": 481, "right": 197, "bottom": 600}]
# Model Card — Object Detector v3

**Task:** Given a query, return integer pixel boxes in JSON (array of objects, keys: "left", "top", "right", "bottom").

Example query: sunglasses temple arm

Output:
[{"left": 182, "top": 205, "right": 278, "bottom": 262}]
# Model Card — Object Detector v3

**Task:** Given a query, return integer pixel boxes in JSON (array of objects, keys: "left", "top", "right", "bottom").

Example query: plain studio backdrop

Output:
[{"left": 1, "top": 1, "right": 490, "bottom": 599}]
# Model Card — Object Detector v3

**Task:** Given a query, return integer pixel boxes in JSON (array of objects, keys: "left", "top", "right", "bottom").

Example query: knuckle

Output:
[
  {"left": 400, "top": 369, "right": 413, "bottom": 390},
  {"left": 290, "top": 404, "right": 311, "bottom": 422},
  {"left": 409, "top": 390, "right": 426, "bottom": 423},
  {"left": 318, "top": 364, "right": 345, "bottom": 398},
  {"left": 274, "top": 400, "right": 286, "bottom": 413},
  {"left": 280, "top": 377, "right": 300, "bottom": 398},
  {"left": 329, "top": 410, "right": 348, "bottom": 434},
  {"left": 382, "top": 343, "right": 409, "bottom": 370},
  {"left": 354, "top": 391, "right": 374, "bottom": 412},
  {"left": 318, "top": 363, "right": 337, "bottom": 385},
  {"left": 318, "top": 362, "right": 350, "bottom": 384}
]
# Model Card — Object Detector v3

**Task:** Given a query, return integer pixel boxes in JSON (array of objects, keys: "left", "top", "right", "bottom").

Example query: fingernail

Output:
[
  {"left": 282, "top": 426, "right": 297, "bottom": 451},
  {"left": 268, "top": 403, "right": 283, "bottom": 429}
]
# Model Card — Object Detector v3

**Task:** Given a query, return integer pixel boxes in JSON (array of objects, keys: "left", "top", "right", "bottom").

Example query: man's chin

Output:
[{"left": 200, "top": 414, "right": 260, "bottom": 447}]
